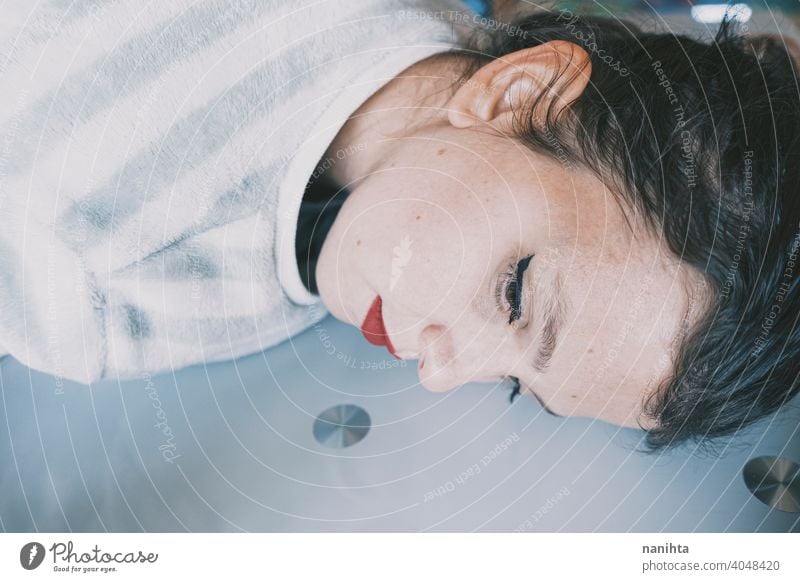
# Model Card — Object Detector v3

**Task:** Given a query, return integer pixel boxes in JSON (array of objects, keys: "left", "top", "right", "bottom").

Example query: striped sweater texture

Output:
[{"left": 0, "top": 0, "right": 472, "bottom": 383}]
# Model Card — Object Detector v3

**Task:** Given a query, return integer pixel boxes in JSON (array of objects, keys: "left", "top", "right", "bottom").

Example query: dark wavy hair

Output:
[{"left": 455, "top": 7, "right": 800, "bottom": 451}]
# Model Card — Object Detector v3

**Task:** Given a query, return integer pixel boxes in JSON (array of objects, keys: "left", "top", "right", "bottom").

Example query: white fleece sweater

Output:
[{"left": 0, "top": 0, "right": 474, "bottom": 383}]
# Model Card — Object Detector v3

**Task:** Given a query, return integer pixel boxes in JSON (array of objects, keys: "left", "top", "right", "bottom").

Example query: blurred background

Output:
[
  {"left": 487, "top": 0, "right": 800, "bottom": 37},
  {"left": 488, "top": 0, "right": 800, "bottom": 18}
]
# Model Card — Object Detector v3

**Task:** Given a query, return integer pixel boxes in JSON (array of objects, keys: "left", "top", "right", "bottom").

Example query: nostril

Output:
[
  {"left": 417, "top": 325, "right": 460, "bottom": 393},
  {"left": 418, "top": 324, "right": 454, "bottom": 366}
]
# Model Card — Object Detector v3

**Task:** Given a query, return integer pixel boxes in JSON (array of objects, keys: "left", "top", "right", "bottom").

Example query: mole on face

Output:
[{"left": 436, "top": 148, "right": 446, "bottom": 156}]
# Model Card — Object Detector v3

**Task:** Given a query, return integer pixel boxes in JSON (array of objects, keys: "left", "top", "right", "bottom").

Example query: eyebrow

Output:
[{"left": 532, "top": 272, "right": 566, "bottom": 373}]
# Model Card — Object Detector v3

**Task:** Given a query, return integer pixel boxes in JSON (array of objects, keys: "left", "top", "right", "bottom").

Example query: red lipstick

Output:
[{"left": 360, "top": 295, "right": 400, "bottom": 359}]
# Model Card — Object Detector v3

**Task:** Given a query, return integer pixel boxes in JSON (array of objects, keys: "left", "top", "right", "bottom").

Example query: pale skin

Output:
[{"left": 315, "top": 41, "right": 710, "bottom": 430}]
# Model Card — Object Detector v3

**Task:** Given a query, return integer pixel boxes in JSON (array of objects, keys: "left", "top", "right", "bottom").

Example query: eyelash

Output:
[
  {"left": 494, "top": 254, "right": 534, "bottom": 325},
  {"left": 506, "top": 376, "right": 523, "bottom": 404}
]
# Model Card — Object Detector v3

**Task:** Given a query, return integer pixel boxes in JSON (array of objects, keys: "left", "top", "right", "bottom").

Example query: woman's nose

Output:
[
  {"left": 417, "top": 324, "right": 456, "bottom": 392},
  {"left": 416, "top": 324, "right": 502, "bottom": 393}
]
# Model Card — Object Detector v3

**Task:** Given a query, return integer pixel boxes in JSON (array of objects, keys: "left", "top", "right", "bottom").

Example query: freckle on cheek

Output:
[
  {"left": 415, "top": 215, "right": 421, "bottom": 221},
  {"left": 356, "top": 240, "right": 361, "bottom": 246}
]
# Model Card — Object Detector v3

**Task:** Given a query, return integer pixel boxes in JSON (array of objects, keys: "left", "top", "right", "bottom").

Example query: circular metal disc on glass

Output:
[
  {"left": 743, "top": 456, "right": 800, "bottom": 513},
  {"left": 313, "top": 404, "right": 371, "bottom": 448}
]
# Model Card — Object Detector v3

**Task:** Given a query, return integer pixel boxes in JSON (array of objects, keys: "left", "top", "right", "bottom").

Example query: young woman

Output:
[{"left": 1, "top": 1, "right": 797, "bottom": 451}]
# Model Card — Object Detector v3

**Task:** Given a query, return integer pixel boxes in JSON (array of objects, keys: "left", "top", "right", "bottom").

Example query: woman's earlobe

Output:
[
  {"left": 446, "top": 52, "right": 518, "bottom": 129},
  {"left": 447, "top": 99, "right": 479, "bottom": 128},
  {"left": 446, "top": 76, "right": 499, "bottom": 128}
]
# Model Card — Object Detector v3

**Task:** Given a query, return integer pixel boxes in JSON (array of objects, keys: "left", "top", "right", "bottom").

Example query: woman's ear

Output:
[{"left": 447, "top": 40, "right": 591, "bottom": 130}]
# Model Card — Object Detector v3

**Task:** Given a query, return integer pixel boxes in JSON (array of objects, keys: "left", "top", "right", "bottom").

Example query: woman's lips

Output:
[{"left": 360, "top": 295, "right": 400, "bottom": 359}]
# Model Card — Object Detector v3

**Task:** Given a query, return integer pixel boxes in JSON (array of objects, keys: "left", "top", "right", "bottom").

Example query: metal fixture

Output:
[
  {"left": 313, "top": 404, "right": 371, "bottom": 448},
  {"left": 743, "top": 456, "right": 800, "bottom": 513}
]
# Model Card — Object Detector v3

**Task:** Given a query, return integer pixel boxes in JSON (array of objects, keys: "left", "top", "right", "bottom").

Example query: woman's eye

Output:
[
  {"left": 496, "top": 254, "right": 534, "bottom": 325},
  {"left": 505, "top": 277, "right": 521, "bottom": 322}
]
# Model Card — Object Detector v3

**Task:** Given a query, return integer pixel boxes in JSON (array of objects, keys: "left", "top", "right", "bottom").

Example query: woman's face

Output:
[
  {"left": 315, "top": 47, "right": 707, "bottom": 430},
  {"left": 316, "top": 124, "right": 705, "bottom": 429}
]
